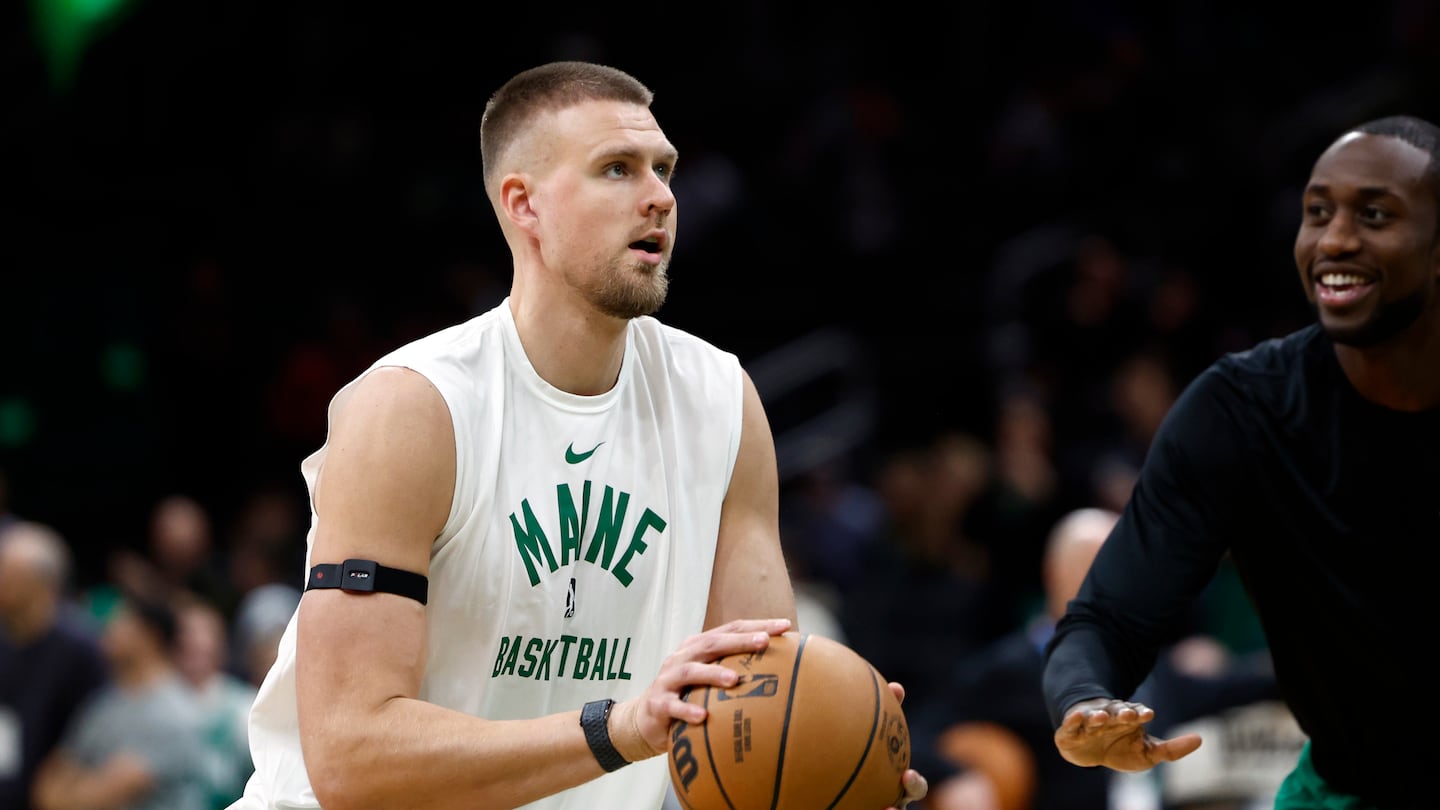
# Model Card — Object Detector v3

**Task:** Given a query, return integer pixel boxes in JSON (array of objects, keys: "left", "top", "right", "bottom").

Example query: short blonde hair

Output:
[{"left": 479, "top": 61, "right": 653, "bottom": 191}]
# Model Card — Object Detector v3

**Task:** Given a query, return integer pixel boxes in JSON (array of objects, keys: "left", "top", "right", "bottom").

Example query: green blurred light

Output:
[
  {"left": 0, "top": 398, "right": 37, "bottom": 448},
  {"left": 29, "top": 0, "right": 141, "bottom": 93},
  {"left": 101, "top": 341, "right": 146, "bottom": 392}
]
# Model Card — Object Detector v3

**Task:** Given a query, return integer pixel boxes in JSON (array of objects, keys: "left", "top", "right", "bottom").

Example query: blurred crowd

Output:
[{"left": 0, "top": 487, "right": 298, "bottom": 808}]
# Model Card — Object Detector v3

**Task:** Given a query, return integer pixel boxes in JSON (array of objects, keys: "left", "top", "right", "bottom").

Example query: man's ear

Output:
[{"left": 500, "top": 174, "right": 539, "bottom": 236}]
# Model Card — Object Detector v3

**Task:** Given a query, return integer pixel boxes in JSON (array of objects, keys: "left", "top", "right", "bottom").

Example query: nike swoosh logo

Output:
[{"left": 565, "top": 441, "right": 604, "bottom": 464}]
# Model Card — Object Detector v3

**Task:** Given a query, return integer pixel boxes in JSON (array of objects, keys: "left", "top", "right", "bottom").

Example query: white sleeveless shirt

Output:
[{"left": 233, "top": 299, "right": 743, "bottom": 810}]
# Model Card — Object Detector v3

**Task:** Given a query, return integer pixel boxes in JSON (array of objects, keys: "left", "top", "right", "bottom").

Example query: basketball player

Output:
[
  {"left": 1042, "top": 115, "right": 1440, "bottom": 808},
  {"left": 229, "top": 61, "right": 927, "bottom": 810}
]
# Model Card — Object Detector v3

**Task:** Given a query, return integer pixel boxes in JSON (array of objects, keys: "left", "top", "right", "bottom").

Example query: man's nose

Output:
[
  {"left": 644, "top": 176, "right": 675, "bottom": 215},
  {"left": 1318, "top": 211, "right": 1361, "bottom": 256}
]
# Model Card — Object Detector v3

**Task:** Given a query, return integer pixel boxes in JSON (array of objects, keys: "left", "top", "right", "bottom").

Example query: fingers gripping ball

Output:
[{"left": 668, "top": 632, "right": 911, "bottom": 810}]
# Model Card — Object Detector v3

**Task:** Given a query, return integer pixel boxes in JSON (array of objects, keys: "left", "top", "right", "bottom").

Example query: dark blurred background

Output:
[
  {"left": 6, "top": 3, "right": 1440, "bottom": 807},
  {"left": 4, "top": 0, "right": 1439, "bottom": 624}
]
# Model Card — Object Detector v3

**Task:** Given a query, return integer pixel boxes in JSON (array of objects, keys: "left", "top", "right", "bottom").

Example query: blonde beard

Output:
[{"left": 588, "top": 258, "right": 670, "bottom": 319}]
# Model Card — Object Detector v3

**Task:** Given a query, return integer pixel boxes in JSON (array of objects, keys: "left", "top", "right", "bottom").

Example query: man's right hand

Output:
[
  {"left": 607, "top": 618, "right": 793, "bottom": 761},
  {"left": 1053, "top": 697, "right": 1203, "bottom": 772}
]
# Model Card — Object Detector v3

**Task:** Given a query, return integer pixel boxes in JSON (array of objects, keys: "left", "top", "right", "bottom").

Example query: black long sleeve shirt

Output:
[{"left": 1042, "top": 324, "right": 1440, "bottom": 806}]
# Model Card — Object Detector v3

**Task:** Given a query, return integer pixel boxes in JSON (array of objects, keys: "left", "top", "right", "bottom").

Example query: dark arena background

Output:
[
  {"left": 9, "top": 0, "right": 1436, "bottom": 574},
  {"left": 2, "top": 2, "right": 1438, "bottom": 805}
]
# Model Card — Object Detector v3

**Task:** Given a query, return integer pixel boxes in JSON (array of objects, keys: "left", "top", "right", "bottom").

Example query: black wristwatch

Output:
[{"left": 579, "top": 699, "right": 630, "bottom": 772}]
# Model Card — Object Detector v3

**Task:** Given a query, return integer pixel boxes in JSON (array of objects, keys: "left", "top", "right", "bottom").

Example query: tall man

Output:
[{"left": 232, "top": 60, "right": 925, "bottom": 810}]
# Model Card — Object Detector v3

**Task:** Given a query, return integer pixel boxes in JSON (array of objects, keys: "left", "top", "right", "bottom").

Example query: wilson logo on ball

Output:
[{"left": 671, "top": 719, "right": 700, "bottom": 791}]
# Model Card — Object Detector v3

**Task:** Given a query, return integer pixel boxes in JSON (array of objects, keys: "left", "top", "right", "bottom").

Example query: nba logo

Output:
[{"left": 716, "top": 674, "right": 779, "bottom": 701}]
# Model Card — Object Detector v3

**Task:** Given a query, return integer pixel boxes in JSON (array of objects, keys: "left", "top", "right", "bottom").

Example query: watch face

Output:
[{"left": 584, "top": 699, "right": 613, "bottom": 722}]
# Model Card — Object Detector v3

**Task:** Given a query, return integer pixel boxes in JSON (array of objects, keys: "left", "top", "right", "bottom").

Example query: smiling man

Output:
[{"left": 1041, "top": 115, "right": 1440, "bottom": 809}]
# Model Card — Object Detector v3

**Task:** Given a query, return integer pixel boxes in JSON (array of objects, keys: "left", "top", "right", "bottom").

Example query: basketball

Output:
[{"left": 667, "top": 632, "right": 911, "bottom": 810}]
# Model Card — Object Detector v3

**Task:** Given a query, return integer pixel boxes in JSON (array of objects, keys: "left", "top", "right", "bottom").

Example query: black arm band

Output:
[
  {"left": 579, "top": 699, "right": 630, "bottom": 772},
  {"left": 306, "top": 559, "right": 428, "bottom": 605}
]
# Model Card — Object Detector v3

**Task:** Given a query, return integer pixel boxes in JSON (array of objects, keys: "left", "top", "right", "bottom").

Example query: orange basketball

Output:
[{"left": 667, "top": 632, "right": 911, "bottom": 810}]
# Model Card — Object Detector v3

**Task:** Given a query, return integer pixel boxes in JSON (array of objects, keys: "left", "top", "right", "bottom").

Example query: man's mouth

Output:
[
  {"left": 1315, "top": 271, "right": 1376, "bottom": 307},
  {"left": 629, "top": 236, "right": 662, "bottom": 255}
]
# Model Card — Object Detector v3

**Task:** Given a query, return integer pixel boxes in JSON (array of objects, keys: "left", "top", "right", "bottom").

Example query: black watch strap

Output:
[
  {"left": 306, "top": 559, "right": 428, "bottom": 605},
  {"left": 579, "top": 699, "right": 629, "bottom": 772}
]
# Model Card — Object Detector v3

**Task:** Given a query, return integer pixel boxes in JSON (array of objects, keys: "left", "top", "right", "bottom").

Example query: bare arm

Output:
[
  {"left": 704, "top": 369, "right": 798, "bottom": 629},
  {"left": 32, "top": 751, "right": 153, "bottom": 810},
  {"left": 297, "top": 367, "right": 610, "bottom": 809},
  {"left": 295, "top": 367, "right": 775, "bottom": 810}
]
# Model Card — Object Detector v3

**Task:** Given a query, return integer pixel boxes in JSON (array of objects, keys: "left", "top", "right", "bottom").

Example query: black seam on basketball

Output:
[
  {"left": 701, "top": 684, "right": 737, "bottom": 810},
  {"left": 770, "top": 633, "right": 808, "bottom": 810},
  {"left": 825, "top": 666, "right": 883, "bottom": 809}
]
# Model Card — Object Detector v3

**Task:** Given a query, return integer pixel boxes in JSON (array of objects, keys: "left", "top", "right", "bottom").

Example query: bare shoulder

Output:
[
  {"left": 335, "top": 365, "right": 449, "bottom": 422},
  {"left": 315, "top": 366, "right": 456, "bottom": 555},
  {"left": 324, "top": 365, "right": 454, "bottom": 480},
  {"left": 326, "top": 366, "right": 454, "bottom": 455}
]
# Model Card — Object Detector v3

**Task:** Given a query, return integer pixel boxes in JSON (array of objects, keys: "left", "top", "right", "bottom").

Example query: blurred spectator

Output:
[
  {"left": 990, "top": 385, "right": 1060, "bottom": 510},
  {"left": 32, "top": 592, "right": 207, "bottom": 810},
  {"left": 1073, "top": 349, "right": 1180, "bottom": 513},
  {"left": 78, "top": 546, "right": 156, "bottom": 631},
  {"left": 778, "top": 458, "right": 888, "bottom": 594},
  {"left": 1140, "top": 266, "right": 1218, "bottom": 386},
  {"left": 91, "top": 495, "right": 234, "bottom": 620},
  {"left": 174, "top": 595, "right": 256, "bottom": 809},
  {"left": 840, "top": 434, "right": 1009, "bottom": 709},
  {"left": 0, "top": 520, "right": 110, "bottom": 809},
  {"left": 146, "top": 494, "right": 233, "bottom": 612},
  {"left": 233, "top": 603, "right": 294, "bottom": 686},
  {"left": 923, "top": 432, "right": 996, "bottom": 580},
  {"left": 909, "top": 506, "right": 1118, "bottom": 810},
  {"left": 224, "top": 485, "right": 304, "bottom": 684},
  {"left": 224, "top": 486, "right": 305, "bottom": 599},
  {"left": 1107, "top": 351, "right": 1177, "bottom": 463},
  {"left": 1088, "top": 454, "right": 1142, "bottom": 518},
  {"left": 966, "top": 382, "right": 1065, "bottom": 626},
  {"left": 1039, "top": 235, "right": 1148, "bottom": 418}
]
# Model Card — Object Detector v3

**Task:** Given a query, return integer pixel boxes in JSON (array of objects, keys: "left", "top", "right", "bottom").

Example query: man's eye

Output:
[
  {"left": 1303, "top": 203, "right": 1330, "bottom": 219},
  {"left": 604, "top": 164, "right": 628, "bottom": 178},
  {"left": 1360, "top": 206, "right": 1392, "bottom": 223}
]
